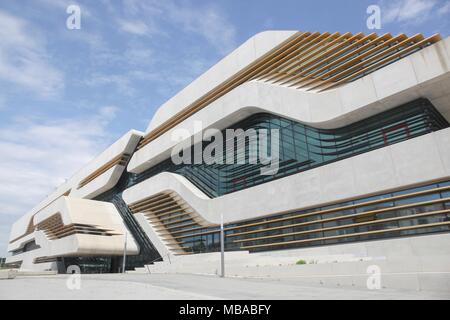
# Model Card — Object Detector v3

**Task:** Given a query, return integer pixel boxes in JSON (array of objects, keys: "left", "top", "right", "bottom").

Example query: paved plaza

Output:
[{"left": 1, "top": 273, "right": 449, "bottom": 300}]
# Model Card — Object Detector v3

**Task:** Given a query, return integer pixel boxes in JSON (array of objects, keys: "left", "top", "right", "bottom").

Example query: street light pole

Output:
[
  {"left": 220, "top": 212, "right": 225, "bottom": 278},
  {"left": 122, "top": 231, "right": 127, "bottom": 274}
]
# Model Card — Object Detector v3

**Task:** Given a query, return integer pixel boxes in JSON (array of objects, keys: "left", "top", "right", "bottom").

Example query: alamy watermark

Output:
[
  {"left": 65, "top": 265, "right": 81, "bottom": 290},
  {"left": 366, "top": 265, "right": 382, "bottom": 290},
  {"left": 170, "top": 121, "right": 280, "bottom": 176},
  {"left": 367, "top": 5, "right": 382, "bottom": 30},
  {"left": 66, "top": 5, "right": 81, "bottom": 30}
]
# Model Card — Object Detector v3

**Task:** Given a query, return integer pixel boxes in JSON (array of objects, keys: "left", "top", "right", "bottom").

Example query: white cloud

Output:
[
  {"left": 381, "top": 0, "right": 438, "bottom": 25},
  {"left": 0, "top": 106, "right": 118, "bottom": 256},
  {"left": 0, "top": 10, "right": 64, "bottom": 98},
  {"left": 0, "top": 95, "right": 6, "bottom": 110},
  {"left": 85, "top": 73, "right": 136, "bottom": 96},
  {"left": 165, "top": 2, "right": 237, "bottom": 54},
  {"left": 0, "top": 106, "right": 118, "bottom": 254},
  {"left": 118, "top": 19, "right": 152, "bottom": 35},
  {"left": 438, "top": 1, "right": 450, "bottom": 15},
  {"left": 65, "top": 1, "right": 236, "bottom": 100},
  {"left": 97, "top": 105, "right": 119, "bottom": 122},
  {"left": 36, "top": 0, "right": 93, "bottom": 17},
  {"left": 125, "top": 48, "right": 153, "bottom": 65},
  {"left": 36, "top": 0, "right": 77, "bottom": 10},
  {"left": 0, "top": 217, "right": 16, "bottom": 257},
  {"left": 117, "top": 0, "right": 237, "bottom": 55}
]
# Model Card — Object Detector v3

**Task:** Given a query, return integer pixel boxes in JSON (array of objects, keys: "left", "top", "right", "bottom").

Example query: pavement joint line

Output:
[
  {"left": 4, "top": 276, "right": 225, "bottom": 300},
  {"left": 275, "top": 271, "right": 450, "bottom": 279},
  {"left": 121, "top": 271, "right": 450, "bottom": 280},
  {"left": 2, "top": 274, "right": 449, "bottom": 299}
]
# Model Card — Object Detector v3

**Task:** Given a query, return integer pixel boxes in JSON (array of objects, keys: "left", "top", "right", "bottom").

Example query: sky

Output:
[{"left": 0, "top": 0, "right": 449, "bottom": 256}]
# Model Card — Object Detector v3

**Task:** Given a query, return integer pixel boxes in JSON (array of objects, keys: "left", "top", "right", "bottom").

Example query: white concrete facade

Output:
[
  {"left": 128, "top": 36, "right": 450, "bottom": 173},
  {"left": 6, "top": 197, "right": 139, "bottom": 271},
  {"left": 5, "top": 31, "right": 450, "bottom": 279},
  {"left": 6, "top": 130, "right": 142, "bottom": 272},
  {"left": 123, "top": 127, "right": 450, "bottom": 225}
]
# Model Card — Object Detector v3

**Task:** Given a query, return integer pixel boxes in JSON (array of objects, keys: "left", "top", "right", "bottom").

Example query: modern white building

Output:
[{"left": 6, "top": 31, "right": 450, "bottom": 277}]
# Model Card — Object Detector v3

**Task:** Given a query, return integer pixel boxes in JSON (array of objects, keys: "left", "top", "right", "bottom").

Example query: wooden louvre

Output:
[
  {"left": 240, "top": 221, "right": 450, "bottom": 250},
  {"left": 137, "top": 31, "right": 441, "bottom": 150},
  {"left": 234, "top": 209, "right": 450, "bottom": 244},
  {"left": 77, "top": 153, "right": 131, "bottom": 189},
  {"left": 128, "top": 192, "right": 214, "bottom": 255},
  {"left": 134, "top": 183, "right": 450, "bottom": 252},
  {"left": 35, "top": 213, "right": 119, "bottom": 240},
  {"left": 161, "top": 184, "right": 450, "bottom": 242},
  {"left": 34, "top": 256, "right": 58, "bottom": 264},
  {"left": 9, "top": 216, "right": 36, "bottom": 244}
]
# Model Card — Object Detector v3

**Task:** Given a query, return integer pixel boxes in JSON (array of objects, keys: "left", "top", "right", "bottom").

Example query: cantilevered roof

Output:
[{"left": 139, "top": 31, "right": 441, "bottom": 150}]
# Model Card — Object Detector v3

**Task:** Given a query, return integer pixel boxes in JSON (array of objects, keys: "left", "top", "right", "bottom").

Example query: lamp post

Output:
[
  {"left": 122, "top": 231, "right": 127, "bottom": 273},
  {"left": 220, "top": 212, "right": 225, "bottom": 278}
]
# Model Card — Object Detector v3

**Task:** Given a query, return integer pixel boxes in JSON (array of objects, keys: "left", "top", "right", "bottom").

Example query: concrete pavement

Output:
[{"left": 1, "top": 273, "right": 449, "bottom": 300}]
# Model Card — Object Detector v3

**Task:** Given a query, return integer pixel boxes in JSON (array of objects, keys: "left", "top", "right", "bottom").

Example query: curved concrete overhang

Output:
[
  {"left": 124, "top": 127, "right": 450, "bottom": 226},
  {"left": 8, "top": 196, "right": 138, "bottom": 261},
  {"left": 128, "top": 36, "right": 450, "bottom": 174},
  {"left": 146, "top": 30, "right": 298, "bottom": 133},
  {"left": 71, "top": 130, "right": 142, "bottom": 199},
  {"left": 8, "top": 130, "right": 143, "bottom": 242}
]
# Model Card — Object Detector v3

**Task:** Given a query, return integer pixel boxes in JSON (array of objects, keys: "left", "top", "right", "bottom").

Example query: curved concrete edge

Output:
[
  {"left": 123, "top": 172, "right": 212, "bottom": 223},
  {"left": 134, "top": 213, "right": 173, "bottom": 261},
  {"left": 9, "top": 130, "right": 143, "bottom": 240},
  {"left": 124, "top": 128, "right": 450, "bottom": 227},
  {"left": 5, "top": 249, "right": 56, "bottom": 272},
  {"left": 146, "top": 30, "right": 298, "bottom": 132},
  {"left": 7, "top": 197, "right": 139, "bottom": 270},
  {"left": 72, "top": 166, "right": 124, "bottom": 200},
  {"left": 73, "top": 130, "right": 142, "bottom": 192},
  {"left": 147, "top": 34, "right": 450, "bottom": 134},
  {"left": 129, "top": 37, "right": 450, "bottom": 174},
  {"left": 6, "top": 233, "right": 35, "bottom": 254}
]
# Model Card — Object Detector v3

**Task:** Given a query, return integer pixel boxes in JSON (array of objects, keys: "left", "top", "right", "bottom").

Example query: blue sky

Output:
[{"left": 0, "top": 0, "right": 449, "bottom": 256}]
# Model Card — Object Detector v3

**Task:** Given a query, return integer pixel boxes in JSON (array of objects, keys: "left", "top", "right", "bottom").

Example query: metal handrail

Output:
[{"left": 144, "top": 253, "right": 172, "bottom": 274}]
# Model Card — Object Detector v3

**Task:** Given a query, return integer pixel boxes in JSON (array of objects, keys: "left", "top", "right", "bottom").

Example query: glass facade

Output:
[
  {"left": 60, "top": 257, "right": 119, "bottom": 274},
  {"left": 130, "top": 98, "right": 449, "bottom": 197},
  {"left": 93, "top": 172, "right": 162, "bottom": 271},
  {"left": 174, "top": 179, "right": 450, "bottom": 254},
  {"left": 66, "top": 98, "right": 449, "bottom": 270},
  {"left": 11, "top": 240, "right": 40, "bottom": 256}
]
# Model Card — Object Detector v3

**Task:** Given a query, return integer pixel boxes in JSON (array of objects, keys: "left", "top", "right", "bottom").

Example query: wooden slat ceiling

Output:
[
  {"left": 36, "top": 213, "right": 119, "bottom": 240},
  {"left": 209, "top": 185, "right": 449, "bottom": 238},
  {"left": 128, "top": 192, "right": 212, "bottom": 255},
  {"left": 151, "top": 184, "right": 450, "bottom": 251},
  {"left": 10, "top": 213, "right": 119, "bottom": 245},
  {"left": 9, "top": 195, "right": 122, "bottom": 244},
  {"left": 240, "top": 220, "right": 450, "bottom": 250},
  {"left": 137, "top": 31, "right": 441, "bottom": 150},
  {"left": 77, "top": 153, "right": 131, "bottom": 189}
]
